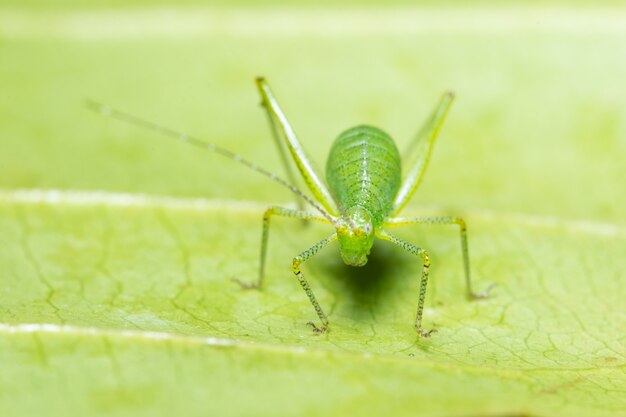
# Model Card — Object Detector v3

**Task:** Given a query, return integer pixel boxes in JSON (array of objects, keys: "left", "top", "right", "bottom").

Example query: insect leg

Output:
[
  {"left": 292, "top": 233, "right": 337, "bottom": 334},
  {"left": 258, "top": 93, "right": 306, "bottom": 211},
  {"left": 377, "top": 231, "right": 435, "bottom": 338},
  {"left": 385, "top": 216, "right": 493, "bottom": 300},
  {"left": 234, "top": 206, "right": 332, "bottom": 289},
  {"left": 255, "top": 77, "right": 338, "bottom": 215},
  {"left": 392, "top": 92, "right": 455, "bottom": 215}
]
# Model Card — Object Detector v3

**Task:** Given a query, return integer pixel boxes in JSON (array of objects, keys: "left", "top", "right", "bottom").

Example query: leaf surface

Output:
[{"left": 0, "top": 5, "right": 625, "bottom": 417}]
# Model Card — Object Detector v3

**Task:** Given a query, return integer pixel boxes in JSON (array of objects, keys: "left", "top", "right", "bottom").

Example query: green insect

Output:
[{"left": 88, "top": 77, "right": 491, "bottom": 337}]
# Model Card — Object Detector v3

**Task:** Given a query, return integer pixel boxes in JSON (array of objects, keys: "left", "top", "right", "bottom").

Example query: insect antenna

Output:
[{"left": 85, "top": 99, "right": 338, "bottom": 226}]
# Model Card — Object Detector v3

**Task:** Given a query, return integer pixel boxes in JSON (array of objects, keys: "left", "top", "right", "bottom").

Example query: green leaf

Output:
[
  {"left": 1, "top": 5, "right": 625, "bottom": 417},
  {"left": 1, "top": 192, "right": 624, "bottom": 416}
]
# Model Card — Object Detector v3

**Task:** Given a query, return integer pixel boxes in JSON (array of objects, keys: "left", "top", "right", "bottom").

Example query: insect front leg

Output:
[
  {"left": 377, "top": 231, "right": 435, "bottom": 338},
  {"left": 234, "top": 206, "right": 331, "bottom": 289},
  {"left": 291, "top": 233, "right": 337, "bottom": 334},
  {"left": 385, "top": 216, "right": 494, "bottom": 299}
]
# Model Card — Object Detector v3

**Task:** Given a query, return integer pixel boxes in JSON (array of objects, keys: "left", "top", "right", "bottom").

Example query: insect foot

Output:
[
  {"left": 416, "top": 326, "right": 438, "bottom": 338},
  {"left": 470, "top": 283, "right": 497, "bottom": 300},
  {"left": 307, "top": 321, "right": 328, "bottom": 334},
  {"left": 231, "top": 278, "right": 261, "bottom": 290}
]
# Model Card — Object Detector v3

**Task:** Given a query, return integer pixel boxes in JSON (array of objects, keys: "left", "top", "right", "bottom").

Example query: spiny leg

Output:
[
  {"left": 385, "top": 216, "right": 493, "bottom": 299},
  {"left": 377, "top": 231, "right": 435, "bottom": 338},
  {"left": 393, "top": 92, "right": 455, "bottom": 215},
  {"left": 292, "top": 234, "right": 337, "bottom": 334},
  {"left": 234, "top": 206, "right": 332, "bottom": 289}
]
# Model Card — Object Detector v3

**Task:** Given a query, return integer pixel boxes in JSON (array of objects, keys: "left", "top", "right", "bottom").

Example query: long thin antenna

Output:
[{"left": 85, "top": 100, "right": 338, "bottom": 225}]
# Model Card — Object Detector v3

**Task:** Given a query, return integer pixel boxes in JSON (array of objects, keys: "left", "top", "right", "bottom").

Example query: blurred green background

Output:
[
  {"left": 1, "top": 2, "right": 625, "bottom": 417},
  {"left": 1, "top": 3, "right": 625, "bottom": 222}
]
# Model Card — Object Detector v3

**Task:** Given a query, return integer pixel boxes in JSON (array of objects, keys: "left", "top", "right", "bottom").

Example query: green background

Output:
[{"left": 0, "top": 2, "right": 625, "bottom": 417}]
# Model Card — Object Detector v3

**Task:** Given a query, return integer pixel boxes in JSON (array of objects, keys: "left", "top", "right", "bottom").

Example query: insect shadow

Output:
[
  {"left": 337, "top": 245, "right": 395, "bottom": 293},
  {"left": 315, "top": 237, "right": 419, "bottom": 321}
]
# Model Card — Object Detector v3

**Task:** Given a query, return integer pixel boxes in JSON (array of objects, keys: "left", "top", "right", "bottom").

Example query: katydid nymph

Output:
[{"left": 88, "top": 77, "right": 491, "bottom": 337}]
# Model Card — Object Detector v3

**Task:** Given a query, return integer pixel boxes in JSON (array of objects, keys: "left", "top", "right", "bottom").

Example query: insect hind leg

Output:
[
  {"left": 258, "top": 93, "right": 306, "bottom": 212},
  {"left": 392, "top": 92, "right": 455, "bottom": 215},
  {"left": 255, "top": 77, "right": 338, "bottom": 216}
]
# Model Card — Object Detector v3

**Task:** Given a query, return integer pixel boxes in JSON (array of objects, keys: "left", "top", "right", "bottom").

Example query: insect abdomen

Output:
[{"left": 325, "top": 125, "right": 401, "bottom": 226}]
